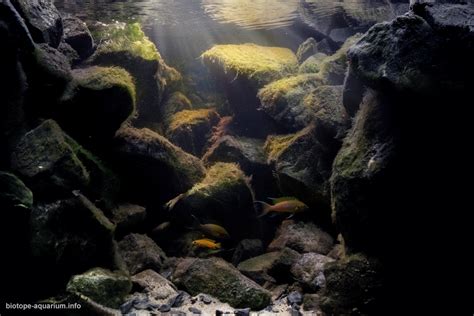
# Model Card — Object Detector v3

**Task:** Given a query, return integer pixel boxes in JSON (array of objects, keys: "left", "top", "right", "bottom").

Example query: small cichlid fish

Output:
[
  {"left": 191, "top": 215, "right": 230, "bottom": 239},
  {"left": 254, "top": 197, "right": 309, "bottom": 218},
  {"left": 192, "top": 238, "right": 221, "bottom": 250},
  {"left": 152, "top": 221, "right": 171, "bottom": 234}
]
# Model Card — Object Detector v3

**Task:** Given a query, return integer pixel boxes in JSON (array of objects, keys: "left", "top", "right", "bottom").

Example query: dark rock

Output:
[
  {"left": 235, "top": 308, "right": 250, "bottom": 316},
  {"left": 88, "top": 22, "right": 180, "bottom": 122},
  {"left": 11, "top": 0, "right": 62, "bottom": 47},
  {"left": 287, "top": 291, "right": 303, "bottom": 306},
  {"left": 172, "top": 257, "right": 271, "bottom": 310},
  {"left": 159, "top": 304, "right": 171, "bottom": 312},
  {"left": 327, "top": 244, "right": 345, "bottom": 260},
  {"left": 0, "top": 171, "right": 33, "bottom": 209},
  {"left": 160, "top": 91, "right": 193, "bottom": 125},
  {"left": 67, "top": 268, "right": 131, "bottom": 308},
  {"left": 120, "top": 299, "right": 135, "bottom": 314},
  {"left": 166, "top": 163, "right": 258, "bottom": 240},
  {"left": 118, "top": 233, "right": 167, "bottom": 275},
  {"left": 111, "top": 204, "right": 146, "bottom": 237},
  {"left": 200, "top": 294, "right": 212, "bottom": 305},
  {"left": 342, "top": 66, "right": 366, "bottom": 117},
  {"left": 11, "top": 120, "right": 119, "bottom": 204},
  {"left": 320, "top": 254, "right": 383, "bottom": 316},
  {"left": 231, "top": 239, "right": 264, "bottom": 266},
  {"left": 57, "top": 41, "right": 80, "bottom": 65},
  {"left": 297, "top": 37, "right": 318, "bottom": 63},
  {"left": 131, "top": 269, "right": 177, "bottom": 304},
  {"left": 302, "top": 294, "right": 322, "bottom": 312},
  {"left": 113, "top": 127, "right": 205, "bottom": 204},
  {"left": 189, "top": 306, "right": 202, "bottom": 314},
  {"left": 268, "top": 220, "right": 334, "bottom": 255},
  {"left": 62, "top": 15, "right": 94, "bottom": 59},
  {"left": 315, "top": 38, "right": 333, "bottom": 55},
  {"left": 170, "top": 291, "right": 191, "bottom": 308},
  {"left": 0, "top": 0, "right": 35, "bottom": 51},
  {"left": 291, "top": 253, "right": 334, "bottom": 291},
  {"left": 166, "top": 108, "right": 220, "bottom": 156}
]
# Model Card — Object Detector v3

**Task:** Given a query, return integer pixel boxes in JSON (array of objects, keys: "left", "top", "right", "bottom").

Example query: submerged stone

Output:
[
  {"left": 0, "top": 171, "right": 33, "bottom": 209},
  {"left": 118, "top": 233, "right": 167, "bottom": 275},
  {"left": 161, "top": 91, "right": 193, "bottom": 125},
  {"left": 62, "top": 15, "right": 94, "bottom": 59},
  {"left": 290, "top": 253, "right": 334, "bottom": 291},
  {"left": 131, "top": 269, "right": 177, "bottom": 305}
]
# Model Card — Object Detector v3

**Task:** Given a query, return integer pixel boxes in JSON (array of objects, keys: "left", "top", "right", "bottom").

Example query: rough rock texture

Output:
[
  {"left": 0, "top": 171, "right": 33, "bottom": 209},
  {"left": 166, "top": 108, "right": 220, "bottom": 156},
  {"left": 111, "top": 204, "right": 146, "bottom": 237},
  {"left": 131, "top": 269, "right": 177, "bottom": 305},
  {"left": 118, "top": 233, "right": 167, "bottom": 275},
  {"left": 268, "top": 220, "right": 334, "bottom": 255},
  {"left": 113, "top": 127, "right": 205, "bottom": 204},
  {"left": 11, "top": 0, "right": 63, "bottom": 47},
  {"left": 172, "top": 257, "right": 271, "bottom": 310},
  {"left": 58, "top": 66, "right": 136, "bottom": 143},
  {"left": 88, "top": 22, "right": 180, "bottom": 122},
  {"left": 232, "top": 239, "right": 264, "bottom": 266},
  {"left": 67, "top": 268, "right": 131, "bottom": 308},
  {"left": 296, "top": 37, "right": 318, "bottom": 63},
  {"left": 62, "top": 15, "right": 94, "bottom": 59},
  {"left": 291, "top": 253, "right": 334, "bottom": 291},
  {"left": 57, "top": 41, "right": 80, "bottom": 65},
  {"left": 320, "top": 254, "right": 383, "bottom": 316},
  {"left": 30, "top": 193, "right": 117, "bottom": 289},
  {"left": 161, "top": 91, "right": 193, "bottom": 124},
  {"left": 166, "top": 163, "right": 258, "bottom": 240}
]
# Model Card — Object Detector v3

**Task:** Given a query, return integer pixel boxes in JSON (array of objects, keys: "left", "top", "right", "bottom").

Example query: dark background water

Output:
[{"left": 54, "top": 0, "right": 407, "bottom": 69}]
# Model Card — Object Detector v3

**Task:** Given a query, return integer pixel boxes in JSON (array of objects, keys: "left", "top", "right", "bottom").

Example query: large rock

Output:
[
  {"left": 290, "top": 253, "right": 334, "bottom": 291},
  {"left": 114, "top": 127, "right": 205, "bottom": 204},
  {"left": 58, "top": 66, "right": 136, "bottom": 143},
  {"left": 111, "top": 204, "right": 147, "bottom": 237},
  {"left": 11, "top": 0, "right": 62, "bottom": 47},
  {"left": 88, "top": 22, "right": 180, "bottom": 122},
  {"left": 30, "top": 193, "right": 117, "bottom": 290},
  {"left": 62, "top": 15, "right": 94, "bottom": 59},
  {"left": 172, "top": 257, "right": 271, "bottom": 310},
  {"left": 268, "top": 220, "right": 334, "bottom": 255},
  {"left": 160, "top": 91, "right": 193, "bottom": 125},
  {"left": 166, "top": 108, "right": 220, "bottom": 156},
  {"left": 166, "top": 163, "right": 258, "bottom": 240},
  {"left": 11, "top": 120, "right": 119, "bottom": 204},
  {"left": 131, "top": 269, "right": 177, "bottom": 305},
  {"left": 319, "top": 254, "right": 383, "bottom": 315},
  {"left": 67, "top": 268, "right": 131, "bottom": 308},
  {"left": 0, "top": 171, "right": 33, "bottom": 209},
  {"left": 118, "top": 233, "right": 167, "bottom": 275}
]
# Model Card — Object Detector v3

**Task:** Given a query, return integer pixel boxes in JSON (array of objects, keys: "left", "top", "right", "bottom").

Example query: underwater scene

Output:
[{"left": 1, "top": 0, "right": 473, "bottom": 315}]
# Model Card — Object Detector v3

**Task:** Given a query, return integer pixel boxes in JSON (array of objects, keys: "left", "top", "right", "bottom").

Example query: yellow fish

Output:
[
  {"left": 192, "top": 238, "right": 221, "bottom": 250},
  {"left": 191, "top": 215, "right": 230, "bottom": 239},
  {"left": 254, "top": 197, "right": 309, "bottom": 218}
]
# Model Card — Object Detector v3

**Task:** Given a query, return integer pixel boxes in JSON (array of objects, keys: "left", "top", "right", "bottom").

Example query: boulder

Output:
[
  {"left": 319, "top": 254, "right": 383, "bottom": 315},
  {"left": 113, "top": 127, "right": 205, "bottom": 204},
  {"left": 0, "top": 171, "right": 33, "bottom": 209},
  {"left": 11, "top": 119, "right": 119, "bottom": 204},
  {"left": 166, "top": 163, "right": 258, "bottom": 240},
  {"left": 62, "top": 15, "right": 94, "bottom": 59},
  {"left": 268, "top": 220, "right": 334, "bottom": 255},
  {"left": 131, "top": 269, "right": 177, "bottom": 305},
  {"left": 302, "top": 294, "right": 323, "bottom": 313},
  {"left": 57, "top": 41, "right": 80, "bottom": 65},
  {"left": 231, "top": 239, "right": 264, "bottom": 266},
  {"left": 298, "top": 53, "right": 328, "bottom": 74},
  {"left": 237, "top": 248, "right": 301, "bottom": 284},
  {"left": 296, "top": 37, "right": 318, "bottom": 63},
  {"left": 118, "top": 233, "right": 167, "bottom": 275},
  {"left": 166, "top": 108, "right": 220, "bottom": 156},
  {"left": 30, "top": 193, "right": 117, "bottom": 290},
  {"left": 111, "top": 204, "right": 147, "bottom": 237},
  {"left": 290, "top": 253, "right": 334, "bottom": 291},
  {"left": 67, "top": 268, "right": 132, "bottom": 308},
  {"left": 161, "top": 91, "right": 193, "bottom": 125},
  {"left": 88, "top": 22, "right": 180, "bottom": 121},
  {"left": 58, "top": 66, "right": 136, "bottom": 143},
  {"left": 11, "top": 0, "right": 62, "bottom": 47},
  {"left": 172, "top": 257, "right": 271, "bottom": 310}
]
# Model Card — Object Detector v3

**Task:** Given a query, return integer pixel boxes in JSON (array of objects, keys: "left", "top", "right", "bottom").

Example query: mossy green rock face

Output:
[
  {"left": 11, "top": 119, "right": 119, "bottom": 204},
  {"left": 201, "top": 43, "right": 298, "bottom": 88},
  {"left": 0, "top": 171, "right": 33, "bottom": 209},
  {"left": 168, "top": 162, "right": 258, "bottom": 240},
  {"left": 30, "top": 193, "right": 117, "bottom": 289},
  {"left": 67, "top": 268, "right": 131, "bottom": 308},
  {"left": 166, "top": 108, "right": 220, "bottom": 156},
  {"left": 114, "top": 127, "right": 205, "bottom": 204},
  {"left": 319, "top": 254, "right": 383, "bottom": 316},
  {"left": 161, "top": 91, "right": 193, "bottom": 125},
  {"left": 172, "top": 257, "right": 271, "bottom": 310},
  {"left": 59, "top": 66, "right": 136, "bottom": 143},
  {"left": 88, "top": 22, "right": 180, "bottom": 121}
]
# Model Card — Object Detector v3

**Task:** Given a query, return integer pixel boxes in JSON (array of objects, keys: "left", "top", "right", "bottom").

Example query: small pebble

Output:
[
  {"left": 235, "top": 308, "right": 250, "bottom": 316},
  {"left": 200, "top": 294, "right": 212, "bottom": 304},
  {"left": 189, "top": 307, "right": 202, "bottom": 314},
  {"left": 159, "top": 304, "right": 171, "bottom": 312},
  {"left": 287, "top": 291, "right": 303, "bottom": 306}
]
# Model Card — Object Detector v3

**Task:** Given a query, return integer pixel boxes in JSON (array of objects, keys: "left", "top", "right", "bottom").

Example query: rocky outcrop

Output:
[
  {"left": 62, "top": 15, "right": 94, "bottom": 59},
  {"left": 232, "top": 239, "right": 264, "bottom": 266},
  {"left": 131, "top": 269, "right": 178, "bottom": 305},
  {"left": 172, "top": 257, "right": 271, "bottom": 310},
  {"left": 0, "top": 171, "right": 33, "bottom": 209},
  {"left": 291, "top": 253, "right": 334, "bottom": 291},
  {"left": 111, "top": 204, "right": 146, "bottom": 237}
]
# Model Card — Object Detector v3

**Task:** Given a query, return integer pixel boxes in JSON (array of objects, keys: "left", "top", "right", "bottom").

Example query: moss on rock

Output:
[
  {"left": 161, "top": 91, "right": 193, "bottom": 124},
  {"left": 67, "top": 268, "right": 131, "bottom": 308},
  {"left": 0, "top": 171, "right": 33, "bottom": 209}
]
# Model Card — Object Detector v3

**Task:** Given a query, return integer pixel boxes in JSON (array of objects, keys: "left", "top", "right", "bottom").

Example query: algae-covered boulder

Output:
[
  {"left": 166, "top": 108, "right": 220, "bottom": 156},
  {"left": 88, "top": 22, "right": 180, "bottom": 121},
  {"left": 11, "top": 119, "right": 119, "bottom": 203},
  {"left": 264, "top": 125, "right": 339, "bottom": 220},
  {"left": 58, "top": 66, "right": 136, "bottom": 143},
  {"left": 166, "top": 163, "right": 258, "bottom": 240},
  {"left": 113, "top": 127, "right": 205, "bottom": 204},
  {"left": 290, "top": 253, "right": 334, "bottom": 291},
  {"left": 268, "top": 220, "right": 334, "bottom": 255},
  {"left": 0, "top": 171, "right": 33, "bottom": 209},
  {"left": 118, "top": 233, "right": 167, "bottom": 275},
  {"left": 172, "top": 257, "right": 271, "bottom": 310},
  {"left": 319, "top": 254, "right": 383, "bottom": 315},
  {"left": 296, "top": 37, "right": 318, "bottom": 63},
  {"left": 67, "top": 268, "right": 131, "bottom": 308},
  {"left": 11, "top": 0, "right": 62, "bottom": 47},
  {"left": 62, "top": 15, "right": 94, "bottom": 59},
  {"left": 298, "top": 52, "right": 329, "bottom": 74},
  {"left": 30, "top": 193, "right": 117, "bottom": 289},
  {"left": 201, "top": 43, "right": 298, "bottom": 88},
  {"left": 161, "top": 91, "right": 193, "bottom": 124}
]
